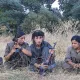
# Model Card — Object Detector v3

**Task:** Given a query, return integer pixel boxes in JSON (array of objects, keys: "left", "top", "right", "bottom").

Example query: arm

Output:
[
  {"left": 67, "top": 60, "right": 78, "bottom": 68},
  {"left": 13, "top": 43, "right": 32, "bottom": 57},
  {"left": 20, "top": 43, "right": 32, "bottom": 56},
  {"left": 65, "top": 47, "right": 78, "bottom": 68},
  {"left": 4, "top": 43, "right": 16, "bottom": 61},
  {"left": 20, "top": 48, "right": 32, "bottom": 56},
  {"left": 4, "top": 51, "right": 14, "bottom": 61}
]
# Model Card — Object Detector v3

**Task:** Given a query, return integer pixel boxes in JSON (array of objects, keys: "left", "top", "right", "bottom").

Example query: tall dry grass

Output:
[{"left": 0, "top": 20, "right": 80, "bottom": 80}]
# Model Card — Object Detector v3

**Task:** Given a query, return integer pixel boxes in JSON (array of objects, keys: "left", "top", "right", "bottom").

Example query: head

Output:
[
  {"left": 17, "top": 35, "right": 25, "bottom": 45},
  {"left": 13, "top": 30, "right": 25, "bottom": 45},
  {"left": 71, "top": 35, "right": 80, "bottom": 49},
  {"left": 32, "top": 30, "right": 44, "bottom": 46}
]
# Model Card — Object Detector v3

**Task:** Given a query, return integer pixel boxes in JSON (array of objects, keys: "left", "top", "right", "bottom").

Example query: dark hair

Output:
[
  {"left": 32, "top": 30, "right": 44, "bottom": 39},
  {"left": 71, "top": 35, "right": 80, "bottom": 43},
  {"left": 15, "top": 30, "right": 25, "bottom": 38}
]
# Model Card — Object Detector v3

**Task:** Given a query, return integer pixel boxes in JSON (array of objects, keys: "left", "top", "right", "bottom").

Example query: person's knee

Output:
[{"left": 62, "top": 62, "right": 72, "bottom": 70}]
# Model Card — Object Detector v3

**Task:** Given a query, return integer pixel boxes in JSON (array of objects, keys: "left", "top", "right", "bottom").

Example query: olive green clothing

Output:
[
  {"left": 4, "top": 41, "right": 31, "bottom": 69},
  {"left": 63, "top": 46, "right": 80, "bottom": 69}
]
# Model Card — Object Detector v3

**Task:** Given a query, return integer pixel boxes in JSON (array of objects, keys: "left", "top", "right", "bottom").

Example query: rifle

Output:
[
  {"left": 43, "top": 42, "right": 57, "bottom": 65},
  {"left": 12, "top": 37, "right": 19, "bottom": 53},
  {"left": 36, "top": 42, "right": 57, "bottom": 65},
  {"left": 39, "top": 42, "right": 57, "bottom": 75}
]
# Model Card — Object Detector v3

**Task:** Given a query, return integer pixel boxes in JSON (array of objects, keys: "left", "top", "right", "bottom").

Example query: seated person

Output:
[
  {"left": 4, "top": 30, "right": 32, "bottom": 69},
  {"left": 63, "top": 35, "right": 80, "bottom": 71},
  {"left": 30, "top": 30, "right": 56, "bottom": 75}
]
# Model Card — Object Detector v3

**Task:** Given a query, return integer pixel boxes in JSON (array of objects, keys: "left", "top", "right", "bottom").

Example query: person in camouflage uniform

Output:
[
  {"left": 30, "top": 30, "right": 56, "bottom": 75},
  {"left": 63, "top": 35, "right": 80, "bottom": 71},
  {"left": 4, "top": 30, "right": 32, "bottom": 69}
]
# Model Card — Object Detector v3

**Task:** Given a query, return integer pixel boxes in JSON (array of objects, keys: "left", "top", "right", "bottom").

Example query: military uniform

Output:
[
  {"left": 63, "top": 46, "right": 80, "bottom": 69},
  {"left": 4, "top": 41, "right": 31, "bottom": 69},
  {"left": 30, "top": 41, "right": 56, "bottom": 72}
]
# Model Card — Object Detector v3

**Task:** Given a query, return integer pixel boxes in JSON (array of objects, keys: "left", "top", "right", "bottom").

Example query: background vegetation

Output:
[
  {"left": 0, "top": 0, "right": 80, "bottom": 35},
  {"left": 0, "top": 0, "right": 80, "bottom": 79}
]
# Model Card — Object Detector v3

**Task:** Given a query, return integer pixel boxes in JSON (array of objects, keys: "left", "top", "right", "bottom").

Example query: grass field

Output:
[{"left": 0, "top": 27, "right": 80, "bottom": 80}]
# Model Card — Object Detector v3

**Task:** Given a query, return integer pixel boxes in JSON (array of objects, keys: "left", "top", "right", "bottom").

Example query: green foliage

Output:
[
  {"left": 59, "top": 0, "right": 80, "bottom": 20},
  {"left": 70, "top": 1, "right": 80, "bottom": 20},
  {"left": 22, "top": 0, "right": 55, "bottom": 12},
  {"left": 21, "top": 7, "right": 60, "bottom": 33},
  {"left": 0, "top": 0, "right": 23, "bottom": 11},
  {"left": 0, "top": 0, "right": 61, "bottom": 35},
  {"left": 22, "top": 0, "right": 41, "bottom": 13},
  {"left": 21, "top": 12, "right": 37, "bottom": 33},
  {"left": 0, "top": 0, "right": 25, "bottom": 35},
  {"left": 38, "top": 0, "right": 55, "bottom": 4},
  {"left": 0, "top": 10, "right": 25, "bottom": 34}
]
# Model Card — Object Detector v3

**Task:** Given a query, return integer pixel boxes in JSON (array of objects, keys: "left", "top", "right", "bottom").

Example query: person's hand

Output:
[
  {"left": 10, "top": 48, "right": 16, "bottom": 54},
  {"left": 34, "top": 63, "right": 41, "bottom": 68},
  {"left": 49, "top": 49, "right": 55, "bottom": 55},
  {"left": 14, "top": 43, "right": 21, "bottom": 49},
  {"left": 77, "top": 64, "right": 80, "bottom": 68},
  {"left": 41, "top": 63, "right": 48, "bottom": 69},
  {"left": 72, "top": 63, "right": 78, "bottom": 69}
]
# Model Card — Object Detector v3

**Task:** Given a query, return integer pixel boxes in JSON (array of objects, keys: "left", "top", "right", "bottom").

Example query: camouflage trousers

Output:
[{"left": 4, "top": 55, "right": 30, "bottom": 69}]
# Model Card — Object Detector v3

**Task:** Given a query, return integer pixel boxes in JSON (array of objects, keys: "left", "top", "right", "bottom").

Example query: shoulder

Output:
[
  {"left": 43, "top": 41, "right": 50, "bottom": 45},
  {"left": 30, "top": 44, "right": 34, "bottom": 48},
  {"left": 67, "top": 46, "right": 73, "bottom": 49},
  {"left": 67, "top": 46, "right": 73, "bottom": 51},
  {"left": 43, "top": 41, "right": 52, "bottom": 48},
  {"left": 24, "top": 42, "right": 29, "bottom": 45},
  {"left": 23, "top": 42, "right": 30, "bottom": 48},
  {"left": 7, "top": 41, "right": 14, "bottom": 46}
]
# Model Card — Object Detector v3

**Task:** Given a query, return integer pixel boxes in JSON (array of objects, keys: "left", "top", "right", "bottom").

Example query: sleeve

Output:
[
  {"left": 46, "top": 42, "right": 53, "bottom": 49},
  {"left": 25, "top": 43, "right": 31, "bottom": 52},
  {"left": 4, "top": 43, "right": 10, "bottom": 57},
  {"left": 30, "top": 45, "right": 37, "bottom": 65},
  {"left": 65, "top": 46, "right": 72, "bottom": 62}
]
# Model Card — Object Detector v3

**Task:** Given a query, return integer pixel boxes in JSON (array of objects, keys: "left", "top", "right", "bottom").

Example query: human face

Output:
[
  {"left": 33, "top": 36, "right": 44, "bottom": 46},
  {"left": 71, "top": 40, "right": 80, "bottom": 49},
  {"left": 17, "top": 35, "right": 25, "bottom": 45}
]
